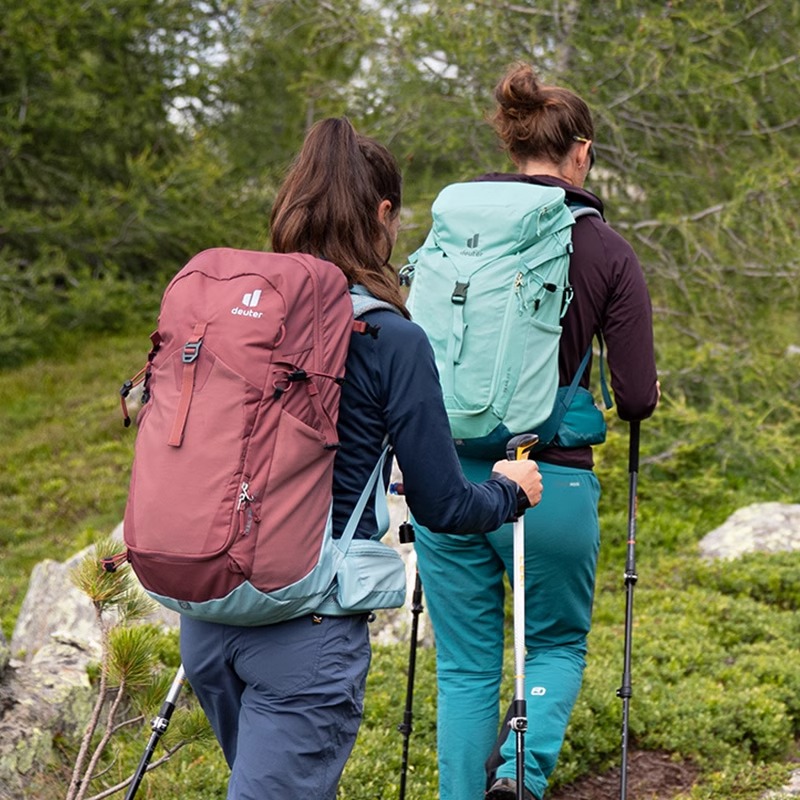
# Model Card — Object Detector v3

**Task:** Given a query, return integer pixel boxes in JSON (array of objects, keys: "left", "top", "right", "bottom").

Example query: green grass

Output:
[
  {"left": 0, "top": 325, "right": 152, "bottom": 637},
  {"left": 3, "top": 314, "right": 800, "bottom": 799}
]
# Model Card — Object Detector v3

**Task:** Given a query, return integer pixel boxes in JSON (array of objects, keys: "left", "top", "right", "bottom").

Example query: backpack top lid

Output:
[
  {"left": 429, "top": 182, "right": 574, "bottom": 264},
  {"left": 156, "top": 248, "right": 351, "bottom": 383}
]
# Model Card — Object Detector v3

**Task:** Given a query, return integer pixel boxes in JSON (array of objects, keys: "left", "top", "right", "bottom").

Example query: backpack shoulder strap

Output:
[
  {"left": 535, "top": 345, "right": 592, "bottom": 446},
  {"left": 335, "top": 443, "right": 392, "bottom": 554},
  {"left": 350, "top": 285, "right": 402, "bottom": 319},
  {"left": 596, "top": 334, "right": 613, "bottom": 410},
  {"left": 535, "top": 334, "right": 613, "bottom": 447},
  {"left": 568, "top": 202, "right": 604, "bottom": 222}
]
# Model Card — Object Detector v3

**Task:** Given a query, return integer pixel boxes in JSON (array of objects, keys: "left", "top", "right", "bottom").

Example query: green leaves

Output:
[
  {"left": 107, "top": 624, "right": 160, "bottom": 688},
  {"left": 3, "top": 0, "right": 798, "bottom": 366},
  {"left": 0, "top": 0, "right": 265, "bottom": 366}
]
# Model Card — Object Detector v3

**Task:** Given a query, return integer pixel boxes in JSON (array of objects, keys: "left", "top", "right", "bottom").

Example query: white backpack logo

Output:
[
  {"left": 242, "top": 289, "right": 262, "bottom": 307},
  {"left": 232, "top": 288, "right": 264, "bottom": 318}
]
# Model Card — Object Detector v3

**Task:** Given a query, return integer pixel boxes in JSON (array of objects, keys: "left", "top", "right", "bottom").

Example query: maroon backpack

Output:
[{"left": 110, "top": 248, "right": 406, "bottom": 624}]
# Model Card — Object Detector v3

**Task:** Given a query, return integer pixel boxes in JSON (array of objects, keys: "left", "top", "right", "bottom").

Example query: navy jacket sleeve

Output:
[{"left": 332, "top": 309, "right": 518, "bottom": 538}]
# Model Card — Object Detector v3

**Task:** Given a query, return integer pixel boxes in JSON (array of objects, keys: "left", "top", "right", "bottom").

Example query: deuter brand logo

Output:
[
  {"left": 242, "top": 289, "right": 262, "bottom": 307},
  {"left": 231, "top": 287, "right": 264, "bottom": 319},
  {"left": 461, "top": 232, "right": 483, "bottom": 257}
]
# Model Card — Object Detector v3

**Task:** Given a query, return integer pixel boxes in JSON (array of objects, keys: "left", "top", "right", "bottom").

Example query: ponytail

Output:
[{"left": 270, "top": 117, "right": 408, "bottom": 317}]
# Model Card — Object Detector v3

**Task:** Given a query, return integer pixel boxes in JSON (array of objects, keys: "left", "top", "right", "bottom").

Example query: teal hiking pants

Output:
[{"left": 414, "top": 460, "right": 601, "bottom": 800}]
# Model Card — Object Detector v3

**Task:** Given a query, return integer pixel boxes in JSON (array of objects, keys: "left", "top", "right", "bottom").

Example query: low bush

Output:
[{"left": 3, "top": 306, "right": 799, "bottom": 798}]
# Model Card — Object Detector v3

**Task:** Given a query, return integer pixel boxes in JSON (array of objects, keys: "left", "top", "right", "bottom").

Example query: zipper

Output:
[
  {"left": 237, "top": 481, "right": 260, "bottom": 535},
  {"left": 514, "top": 272, "right": 527, "bottom": 313}
]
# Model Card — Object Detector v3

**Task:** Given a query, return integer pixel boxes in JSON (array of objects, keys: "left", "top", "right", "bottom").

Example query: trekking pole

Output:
[
  {"left": 392, "top": 480, "right": 424, "bottom": 800},
  {"left": 125, "top": 664, "right": 186, "bottom": 800},
  {"left": 505, "top": 433, "right": 539, "bottom": 800},
  {"left": 616, "top": 420, "right": 640, "bottom": 800},
  {"left": 398, "top": 565, "right": 424, "bottom": 800}
]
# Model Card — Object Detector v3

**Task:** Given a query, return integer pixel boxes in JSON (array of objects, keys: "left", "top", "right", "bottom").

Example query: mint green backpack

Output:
[{"left": 404, "top": 181, "right": 603, "bottom": 459}]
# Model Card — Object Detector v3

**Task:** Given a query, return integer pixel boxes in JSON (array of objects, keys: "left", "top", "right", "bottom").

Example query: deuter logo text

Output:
[{"left": 231, "top": 288, "right": 264, "bottom": 319}]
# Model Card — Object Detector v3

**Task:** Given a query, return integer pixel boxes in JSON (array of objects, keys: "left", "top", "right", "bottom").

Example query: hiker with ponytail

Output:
[
  {"left": 179, "top": 116, "right": 543, "bottom": 800},
  {"left": 412, "top": 65, "right": 660, "bottom": 800}
]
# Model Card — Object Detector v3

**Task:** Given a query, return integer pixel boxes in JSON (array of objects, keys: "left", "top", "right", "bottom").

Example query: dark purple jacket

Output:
[{"left": 477, "top": 173, "right": 659, "bottom": 469}]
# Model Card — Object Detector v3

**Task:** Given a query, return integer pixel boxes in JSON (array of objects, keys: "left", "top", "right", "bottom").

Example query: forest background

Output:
[{"left": 1, "top": 1, "right": 799, "bottom": 798}]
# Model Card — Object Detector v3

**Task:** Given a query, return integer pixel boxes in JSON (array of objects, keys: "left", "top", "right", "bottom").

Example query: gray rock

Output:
[
  {"left": 10, "top": 552, "right": 104, "bottom": 664},
  {"left": 2, "top": 525, "right": 179, "bottom": 798},
  {"left": 0, "top": 641, "right": 94, "bottom": 798},
  {"left": 698, "top": 502, "right": 800, "bottom": 561},
  {"left": 10, "top": 522, "right": 179, "bottom": 664},
  {"left": 762, "top": 767, "right": 800, "bottom": 798}
]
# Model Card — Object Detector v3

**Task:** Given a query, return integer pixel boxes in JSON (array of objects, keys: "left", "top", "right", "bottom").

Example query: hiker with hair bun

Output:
[
  {"left": 412, "top": 64, "right": 660, "bottom": 800},
  {"left": 178, "top": 116, "right": 543, "bottom": 800}
]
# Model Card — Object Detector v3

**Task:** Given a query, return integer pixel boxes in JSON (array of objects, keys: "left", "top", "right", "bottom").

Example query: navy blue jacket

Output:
[{"left": 331, "top": 307, "right": 519, "bottom": 540}]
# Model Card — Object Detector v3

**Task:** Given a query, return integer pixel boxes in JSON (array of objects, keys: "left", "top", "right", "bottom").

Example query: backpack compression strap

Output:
[
  {"left": 334, "top": 443, "right": 392, "bottom": 554},
  {"left": 535, "top": 336, "right": 613, "bottom": 448},
  {"left": 168, "top": 322, "right": 207, "bottom": 447}
]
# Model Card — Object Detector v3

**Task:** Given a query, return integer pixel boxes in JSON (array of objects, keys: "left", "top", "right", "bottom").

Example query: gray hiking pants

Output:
[{"left": 180, "top": 612, "right": 371, "bottom": 799}]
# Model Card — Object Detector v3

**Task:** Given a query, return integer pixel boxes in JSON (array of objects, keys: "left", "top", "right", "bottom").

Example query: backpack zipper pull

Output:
[
  {"left": 237, "top": 482, "right": 260, "bottom": 534},
  {"left": 514, "top": 272, "right": 528, "bottom": 312},
  {"left": 237, "top": 482, "right": 255, "bottom": 511}
]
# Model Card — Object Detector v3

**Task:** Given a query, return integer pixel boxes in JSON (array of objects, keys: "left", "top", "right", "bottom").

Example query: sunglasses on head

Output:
[{"left": 572, "top": 135, "right": 596, "bottom": 172}]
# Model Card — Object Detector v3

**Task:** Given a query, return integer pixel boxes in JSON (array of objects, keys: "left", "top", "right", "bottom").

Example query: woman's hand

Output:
[{"left": 492, "top": 459, "right": 543, "bottom": 507}]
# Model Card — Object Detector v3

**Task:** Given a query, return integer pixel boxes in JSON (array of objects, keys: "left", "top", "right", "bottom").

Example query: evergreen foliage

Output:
[
  {"left": 65, "top": 538, "right": 205, "bottom": 800},
  {"left": 0, "top": 0, "right": 265, "bottom": 365}
]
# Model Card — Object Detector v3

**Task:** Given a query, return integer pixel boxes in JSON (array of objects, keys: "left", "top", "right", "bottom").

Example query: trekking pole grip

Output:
[
  {"left": 626, "top": 421, "right": 641, "bottom": 576},
  {"left": 628, "top": 420, "right": 640, "bottom": 474},
  {"left": 505, "top": 433, "right": 539, "bottom": 462}
]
